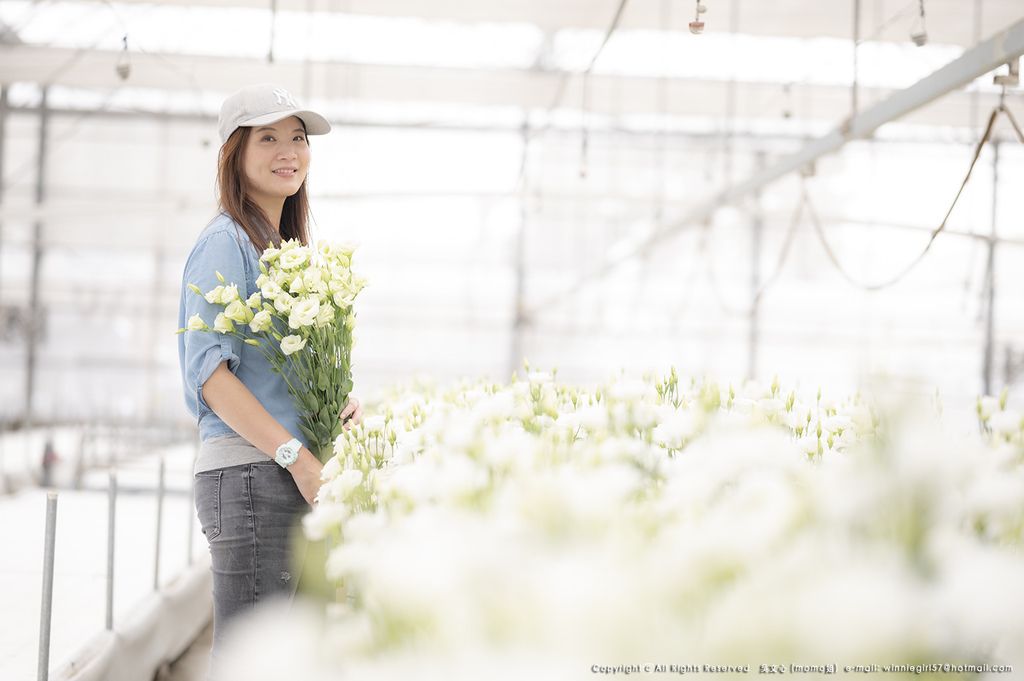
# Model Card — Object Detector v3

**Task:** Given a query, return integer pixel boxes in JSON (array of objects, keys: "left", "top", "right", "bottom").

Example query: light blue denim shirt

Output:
[{"left": 177, "top": 212, "right": 308, "bottom": 450}]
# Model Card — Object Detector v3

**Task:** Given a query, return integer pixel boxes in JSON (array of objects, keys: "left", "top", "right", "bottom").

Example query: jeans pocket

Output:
[{"left": 195, "top": 470, "right": 223, "bottom": 541}]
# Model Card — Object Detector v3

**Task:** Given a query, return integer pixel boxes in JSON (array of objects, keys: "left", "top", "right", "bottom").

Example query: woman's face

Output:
[{"left": 243, "top": 115, "right": 310, "bottom": 210}]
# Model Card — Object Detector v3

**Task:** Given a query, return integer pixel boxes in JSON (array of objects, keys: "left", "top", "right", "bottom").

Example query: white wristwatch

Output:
[{"left": 275, "top": 438, "right": 301, "bottom": 468}]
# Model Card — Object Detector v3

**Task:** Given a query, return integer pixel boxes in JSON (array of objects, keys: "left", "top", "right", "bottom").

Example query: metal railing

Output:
[{"left": 35, "top": 445, "right": 198, "bottom": 680}]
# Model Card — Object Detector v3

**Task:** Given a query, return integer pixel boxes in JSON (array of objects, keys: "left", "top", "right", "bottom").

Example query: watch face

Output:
[{"left": 277, "top": 441, "right": 299, "bottom": 466}]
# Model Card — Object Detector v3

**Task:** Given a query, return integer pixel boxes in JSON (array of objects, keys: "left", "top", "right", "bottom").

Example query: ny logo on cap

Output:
[{"left": 273, "top": 87, "right": 297, "bottom": 109}]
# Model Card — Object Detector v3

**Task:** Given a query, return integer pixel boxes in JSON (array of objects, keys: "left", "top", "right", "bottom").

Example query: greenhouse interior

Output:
[{"left": 2, "top": 0, "right": 1024, "bottom": 679}]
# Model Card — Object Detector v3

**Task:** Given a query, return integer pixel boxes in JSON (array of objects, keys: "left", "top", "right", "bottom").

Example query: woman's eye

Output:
[
  {"left": 261, "top": 136, "right": 275, "bottom": 142},
  {"left": 294, "top": 136, "right": 307, "bottom": 142}
]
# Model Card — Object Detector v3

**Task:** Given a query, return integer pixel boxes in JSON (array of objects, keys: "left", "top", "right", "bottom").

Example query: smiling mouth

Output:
[{"left": 273, "top": 168, "right": 298, "bottom": 176}]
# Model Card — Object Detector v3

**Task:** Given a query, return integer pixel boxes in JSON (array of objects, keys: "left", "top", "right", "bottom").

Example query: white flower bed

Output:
[{"left": 223, "top": 371, "right": 1024, "bottom": 680}]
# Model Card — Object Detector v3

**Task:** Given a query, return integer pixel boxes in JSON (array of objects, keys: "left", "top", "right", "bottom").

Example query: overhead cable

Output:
[
  {"left": 705, "top": 190, "right": 805, "bottom": 318},
  {"left": 805, "top": 103, "right": 1022, "bottom": 292},
  {"left": 515, "top": 0, "right": 630, "bottom": 184}
]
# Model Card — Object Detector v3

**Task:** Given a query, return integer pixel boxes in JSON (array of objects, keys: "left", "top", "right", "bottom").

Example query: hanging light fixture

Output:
[
  {"left": 115, "top": 35, "right": 130, "bottom": 80},
  {"left": 910, "top": 0, "right": 927, "bottom": 46},
  {"left": 690, "top": 1, "right": 707, "bottom": 34}
]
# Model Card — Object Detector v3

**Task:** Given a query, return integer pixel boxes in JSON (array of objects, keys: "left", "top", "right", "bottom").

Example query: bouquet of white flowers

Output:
[{"left": 180, "top": 238, "right": 367, "bottom": 462}]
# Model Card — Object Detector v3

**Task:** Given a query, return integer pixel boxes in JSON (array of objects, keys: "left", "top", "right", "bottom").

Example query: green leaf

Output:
[
  {"left": 317, "top": 407, "right": 332, "bottom": 425},
  {"left": 297, "top": 422, "right": 317, "bottom": 446}
]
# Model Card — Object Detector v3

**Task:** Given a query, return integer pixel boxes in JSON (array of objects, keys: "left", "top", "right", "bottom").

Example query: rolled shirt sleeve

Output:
[
  {"left": 178, "top": 226, "right": 249, "bottom": 423},
  {"left": 177, "top": 214, "right": 307, "bottom": 448}
]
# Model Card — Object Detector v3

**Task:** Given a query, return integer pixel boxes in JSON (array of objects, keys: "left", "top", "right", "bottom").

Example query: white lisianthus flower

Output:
[
  {"left": 289, "top": 274, "right": 308, "bottom": 295},
  {"left": 555, "top": 412, "right": 581, "bottom": 434},
  {"left": 274, "top": 294, "right": 293, "bottom": 314},
  {"left": 280, "top": 334, "right": 307, "bottom": 355},
  {"left": 362, "top": 415, "right": 386, "bottom": 433},
  {"left": 204, "top": 286, "right": 224, "bottom": 305},
  {"left": 339, "top": 468, "right": 364, "bottom": 495},
  {"left": 333, "top": 290, "right": 355, "bottom": 308},
  {"left": 782, "top": 410, "right": 804, "bottom": 430},
  {"left": 732, "top": 397, "right": 756, "bottom": 414},
  {"left": 979, "top": 396, "right": 1001, "bottom": 420},
  {"left": 651, "top": 410, "right": 702, "bottom": 449},
  {"left": 224, "top": 300, "right": 254, "bottom": 324},
  {"left": 321, "top": 468, "right": 364, "bottom": 503},
  {"left": 796, "top": 435, "right": 819, "bottom": 455},
  {"left": 758, "top": 398, "right": 786, "bottom": 417},
  {"left": 321, "top": 455, "right": 343, "bottom": 481},
  {"left": 529, "top": 371, "right": 553, "bottom": 386},
  {"left": 245, "top": 291, "right": 262, "bottom": 308},
  {"left": 218, "top": 284, "right": 239, "bottom": 304},
  {"left": 335, "top": 241, "right": 358, "bottom": 258},
  {"left": 249, "top": 310, "right": 273, "bottom": 333},
  {"left": 577, "top": 404, "right": 608, "bottom": 431},
  {"left": 214, "top": 313, "right": 234, "bottom": 333},
  {"left": 315, "top": 304, "right": 335, "bottom": 327},
  {"left": 352, "top": 272, "right": 369, "bottom": 292},
  {"left": 260, "top": 280, "right": 283, "bottom": 300},
  {"left": 289, "top": 297, "right": 320, "bottom": 329},
  {"left": 279, "top": 248, "right": 307, "bottom": 270},
  {"left": 987, "top": 409, "right": 1022, "bottom": 436},
  {"left": 303, "top": 268, "right": 327, "bottom": 295},
  {"left": 186, "top": 314, "right": 208, "bottom": 331},
  {"left": 302, "top": 503, "right": 348, "bottom": 540},
  {"left": 823, "top": 414, "right": 856, "bottom": 434}
]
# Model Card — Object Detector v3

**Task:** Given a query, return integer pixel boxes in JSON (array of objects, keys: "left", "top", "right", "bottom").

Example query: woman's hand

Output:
[
  {"left": 289, "top": 447, "right": 324, "bottom": 507},
  {"left": 340, "top": 396, "right": 364, "bottom": 429}
]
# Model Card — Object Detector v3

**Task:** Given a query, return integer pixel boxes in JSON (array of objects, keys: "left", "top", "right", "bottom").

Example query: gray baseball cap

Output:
[{"left": 218, "top": 83, "right": 331, "bottom": 144}]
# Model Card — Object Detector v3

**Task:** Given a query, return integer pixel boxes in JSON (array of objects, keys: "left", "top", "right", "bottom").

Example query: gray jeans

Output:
[{"left": 194, "top": 460, "right": 308, "bottom": 679}]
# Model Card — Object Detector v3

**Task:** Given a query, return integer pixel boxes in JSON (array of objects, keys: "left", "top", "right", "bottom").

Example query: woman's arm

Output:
[{"left": 203, "top": 361, "right": 324, "bottom": 505}]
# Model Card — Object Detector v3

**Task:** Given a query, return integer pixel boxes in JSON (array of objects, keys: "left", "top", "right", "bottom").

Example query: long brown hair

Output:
[{"left": 216, "top": 126, "right": 311, "bottom": 252}]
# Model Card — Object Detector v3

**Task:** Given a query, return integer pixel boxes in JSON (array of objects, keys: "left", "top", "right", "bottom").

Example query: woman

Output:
[{"left": 177, "top": 83, "right": 362, "bottom": 677}]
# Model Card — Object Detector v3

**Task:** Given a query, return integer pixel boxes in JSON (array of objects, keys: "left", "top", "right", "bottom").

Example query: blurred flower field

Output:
[{"left": 223, "top": 369, "right": 1024, "bottom": 680}]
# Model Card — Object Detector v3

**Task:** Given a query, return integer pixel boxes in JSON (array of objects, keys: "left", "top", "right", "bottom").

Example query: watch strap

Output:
[{"left": 275, "top": 437, "right": 301, "bottom": 468}]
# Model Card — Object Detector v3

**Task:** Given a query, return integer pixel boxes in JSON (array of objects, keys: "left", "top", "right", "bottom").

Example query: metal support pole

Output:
[
  {"left": 268, "top": 0, "right": 277, "bottom": 63},
  {"left": 0, "top": 84, "right": 8, "bottom": 302},
  {"left": 509, "top": 122, "right": 530, "bottom": 378},
  {"left": 154, "top": 457, "right": 164, "bottom": 590},
  {"left": 26, "top": 86, "right": 49, "bottom": 428},
  {"left": 37, "top": 491, "right": 57, "bottom": 681},
  {"left": 106, "top": 467, "right": 116, "bottom": 630},
  {"left": 0, "top": 84, "right": 7, "bottom": 202},
  {"left": 970, "top": 0, "right": 983, "bottom": 135},
  {"left": 852, "top": 0, "right": 861, "bottom": 116},
  {"left": 982, "top": 141, "right": 999, "bottom": 396},
  {"left": 748, "top": 153, "right": 766, "bottom": 381},
  {"left": 722, "top": 0, "right": 739, "bottom": 186}
]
